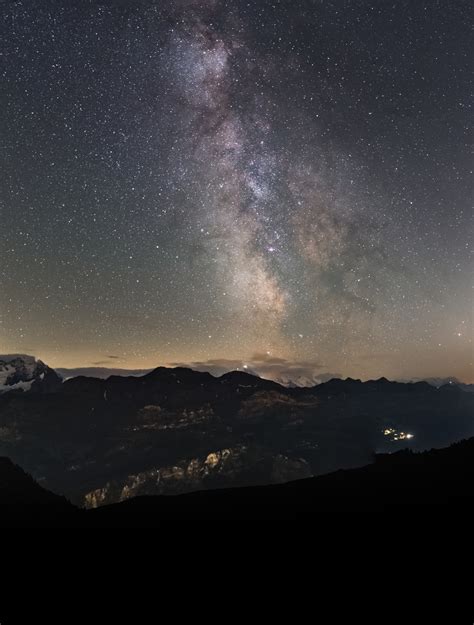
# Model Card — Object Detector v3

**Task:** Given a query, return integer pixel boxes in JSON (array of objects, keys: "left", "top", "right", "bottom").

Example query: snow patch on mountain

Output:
[{"left": 0, "top": 355, "right": 62, "bottom": 394}]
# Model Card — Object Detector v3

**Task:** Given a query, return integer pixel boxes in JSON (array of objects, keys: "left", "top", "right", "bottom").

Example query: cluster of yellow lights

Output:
[{"left": 383, "top": 428, "right": 414, "bottom": 441}]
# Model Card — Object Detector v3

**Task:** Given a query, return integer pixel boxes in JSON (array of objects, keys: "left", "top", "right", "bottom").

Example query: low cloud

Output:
[
  {"left": 58, "top": 367, "right": 153, "bottom": 380},
  {"left": 169, "top": 355, "right": 342, "bottom": 387},
  {"left": 92, "top": 355, "right": 122, "bottom": 365}
]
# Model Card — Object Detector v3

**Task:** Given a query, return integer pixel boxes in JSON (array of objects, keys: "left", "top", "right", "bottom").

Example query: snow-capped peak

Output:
[{"left": 0, "top": 355, "right": 62, "bottom": 394}]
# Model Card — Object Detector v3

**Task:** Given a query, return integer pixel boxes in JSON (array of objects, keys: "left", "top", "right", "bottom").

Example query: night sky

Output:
[{"left": 1, "top": 0, "right": 472, "bottom": 383}]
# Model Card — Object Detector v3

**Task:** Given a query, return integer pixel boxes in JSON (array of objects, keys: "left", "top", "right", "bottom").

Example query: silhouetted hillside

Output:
[
  {"left": 0, "top": 456, "right": 74, "bottom": 526},
  {"left": 0, "top": 438, "right": 472, "bottom": 525}
]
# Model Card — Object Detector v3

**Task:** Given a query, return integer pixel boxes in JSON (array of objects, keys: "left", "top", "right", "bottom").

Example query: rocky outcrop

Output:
[{"left": 84, "top": 446, "right": 312, "bottom": 508}]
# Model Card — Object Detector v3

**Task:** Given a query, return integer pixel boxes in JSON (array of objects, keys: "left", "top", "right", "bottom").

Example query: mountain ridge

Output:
[{"left": 3, "top": 354, "right": 472, "bottom": 393}]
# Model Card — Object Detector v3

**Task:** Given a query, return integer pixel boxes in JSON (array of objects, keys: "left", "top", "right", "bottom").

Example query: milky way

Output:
[{"left": 0, "top": 1, "right": 472, "bottom": 382}]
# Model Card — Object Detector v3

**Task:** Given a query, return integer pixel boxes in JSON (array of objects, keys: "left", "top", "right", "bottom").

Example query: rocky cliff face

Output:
[{"left": 84, "top": 446, "right": 312, "bottom": 508}]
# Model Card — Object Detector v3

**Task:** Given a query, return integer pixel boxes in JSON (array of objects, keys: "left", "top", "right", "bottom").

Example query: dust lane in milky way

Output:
[{"left": 0, "top": 1, "right": 472, "bottom": 382}]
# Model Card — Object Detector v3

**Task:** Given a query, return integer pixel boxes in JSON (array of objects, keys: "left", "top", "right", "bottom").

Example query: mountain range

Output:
[
  {"left": 2, "top": 355, "right": 472, "bottom": 391},
  {"left": 56, "top": 362, "right": 474, "bottom": 391},
  {"left": 0, "top": 354, "right": 472, "bottom": 509}
]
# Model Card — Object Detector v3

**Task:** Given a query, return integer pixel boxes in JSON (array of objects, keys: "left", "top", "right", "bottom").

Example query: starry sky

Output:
[{"left": 0, "top": 0, "right": 472, "bottom": 383}]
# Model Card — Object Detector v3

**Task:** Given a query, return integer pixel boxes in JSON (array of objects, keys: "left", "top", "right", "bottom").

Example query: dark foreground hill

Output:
[
  {"left": 0, "top": 457, "right": 75, "bottom": 524},
  {"left": 1, "top": 437, "right": 472, "bottom": 525}
]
